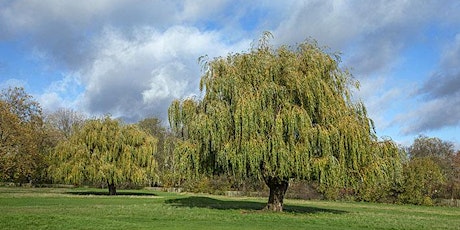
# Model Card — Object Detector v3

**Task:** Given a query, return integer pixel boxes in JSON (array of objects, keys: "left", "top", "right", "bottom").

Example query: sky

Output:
[{"left": 0, "top": 0, "right": 459, "bottom": 149}]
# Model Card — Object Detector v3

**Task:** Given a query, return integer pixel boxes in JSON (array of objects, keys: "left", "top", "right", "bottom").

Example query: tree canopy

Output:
[
  {"left": 45, "top": 107, "right": 86, "bottom": 140},
  {"left": 49, "top": 116, "right": 157, "bottom": 195},
  {"left": 169, "top": 33, "right": 402, "bottom": 211},
  {"left": 399, "top": 157, "right": 444, "bottom": 205},
  {"left": 0, "top": 87, "right": 47, "bottom": 184},
  {"left": 406, "top": 135, "right": 458, "bottom": 200}
]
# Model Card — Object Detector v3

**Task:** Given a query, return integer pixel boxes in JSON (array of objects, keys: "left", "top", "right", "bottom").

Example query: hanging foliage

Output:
[
  {"left": 169, "top": 32, "right": 402, "bottom": 211},
  {"left": 49, "top": 116, "right": 157, "bottom": 195}
]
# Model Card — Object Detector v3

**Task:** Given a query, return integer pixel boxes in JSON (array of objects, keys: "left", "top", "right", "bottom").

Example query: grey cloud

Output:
[
  {"left": 271, "top": 0, "right": 460, "bottom": 136},
  {"left": 3, "top": 0, "right": 460, "bottom": 132},
  {"left": 421, "top": 35, "right": 460, "bottom": 98},
  {"left": 399, "top": 35, "right": 460, "bottom": 134},
  {"left": 421, "top": 35, "right": 460, "bottom": 99},
  {"left": 79, "top": 26, "right": 249, "bottom": 122},
  {"left": 343, "top": 34, "right": 404, "bottom": 76},
  {"left": 421, "top": 72, "right": 460, "bottom": 99},
  {"left": 400, "top": 95, "right": 460, "bottom": 134},
  {"left": 0, "top": 1, "right": 248, "bottom": 122},
  {"left": 0, "top": 0, "right": 180, "bottom": 69},
  {"left": 273, "top": 0, "right": 456, "bottom": 76}
]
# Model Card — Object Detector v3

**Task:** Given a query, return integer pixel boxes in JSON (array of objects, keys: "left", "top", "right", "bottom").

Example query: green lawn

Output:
[{"left": 0, "top": 187, "right": 459, "bottom": 229}]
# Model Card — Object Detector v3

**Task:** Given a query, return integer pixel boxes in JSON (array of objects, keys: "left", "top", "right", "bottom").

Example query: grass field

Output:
[{"left": 0, "top": 187, "right": 459, "bottom": 229}]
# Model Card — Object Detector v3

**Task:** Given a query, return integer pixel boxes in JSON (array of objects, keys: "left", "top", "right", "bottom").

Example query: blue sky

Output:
[{"left": 1, "top": 0, "right": 459, "bottom": 149}]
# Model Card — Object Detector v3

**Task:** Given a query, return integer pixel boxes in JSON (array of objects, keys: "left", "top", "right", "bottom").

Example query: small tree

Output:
[
  {"left": 399, "top": 158, "right": 445, "bottom": 205},
  {"left": 49, "top": 117, "right": 157, "bottom": 195},
  {"left": 408, "top": 135, "right": 456, "bottom": 199},
  {"left": 168, "top": 33, "right": 401, "bottom": 211}
]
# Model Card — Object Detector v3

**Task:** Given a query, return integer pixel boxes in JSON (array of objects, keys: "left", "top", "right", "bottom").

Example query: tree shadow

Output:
[
  {"left": 66, "top": 191, "right": 157, "bottom": 196},
  {"left": 165, "top": 196, "right": 346, "bottom": 214}
]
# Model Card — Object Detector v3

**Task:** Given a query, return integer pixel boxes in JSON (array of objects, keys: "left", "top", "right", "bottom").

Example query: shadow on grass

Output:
[
  {"left": 165, "top": 196, "right": 346, "bottom": 214},
  {"left": 65, "top": 191, "right": 157, "bottom": 196}
]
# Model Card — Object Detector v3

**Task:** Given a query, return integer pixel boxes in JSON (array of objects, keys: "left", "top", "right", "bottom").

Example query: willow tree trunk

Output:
[
  {"left": 108, "top": 182, "right": 117, "bottom": 195},
  {"left": 264, "top": 177, "right": 289, "bottom": 211}
]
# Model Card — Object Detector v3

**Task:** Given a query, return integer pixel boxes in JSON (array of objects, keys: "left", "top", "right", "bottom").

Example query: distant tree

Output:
[
  {"left": 138, "top": 117, "right": 166, "bottom": 183},
  {"left": 45, "top": 108, "right": 86, "bottom": 140},
  {"left": 138, "top": 117, "right": 165, "bottom": 164},
  {"left": 137, "top": 117, "right": 181, "bottom": 187},
  {"left": 452, "top": 151, "right": 460, "bottom": 199},
  {"left": 161, "top": 132, "right": 181, "bottom": 187},
  {"left": 409, "top": 135, "right": 454, "bottom": 161},
  {"left": 399, "top": 157, "right": 445, "bottom": 205},
  {"left": 49, "top": 117, "right": 157, "bottom": 195},
  {"left": 0, "top": 87, "right": 47, "bottom": 184},
  {"left": 168, "top": 33, "right": 402, "bottom": 211},
  {"left": 138, "top": 117, "right": 164, "bottom": 137},
  {"left": 408, "top": 135, "right": 456, "bottom": 199}
]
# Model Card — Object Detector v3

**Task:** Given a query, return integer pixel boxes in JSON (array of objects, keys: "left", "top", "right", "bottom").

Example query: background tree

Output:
[
  {"left": 138, "top": 117, "right": 166, "bottom": 185},
  {"left": 45, "top": 108, "right": 86, "bottom": 140},
  {"left": 451, "top": 151, "right": 460, "bottom": 199},
  {"left": 408, "top": 135, "right": 454, "bottom": 165},
  {"left": 0, "top": 87, "right": 47, "bottom": 184},
  {"left": 49, "top": 116, "right": 157, "bottom": 195},
  {"left": 408, "top": 135, "right": 456, "bottom": 199},
  {"left": 399, "top": 157, "right": 445, "bottom": 205},
  {"left": 168, "top": 34, "right": 401, "bottom": 211},
  {"left": 0, "top": 87, "right": 42, "bottom": 124},
  {"left": 137, "top": 117, "right": 181, "bottom": 187}
]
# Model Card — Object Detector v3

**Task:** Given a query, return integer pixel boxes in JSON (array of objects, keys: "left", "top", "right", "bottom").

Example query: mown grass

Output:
[{"left": 0, "top": 187, "right": 459, "bottom": 229}]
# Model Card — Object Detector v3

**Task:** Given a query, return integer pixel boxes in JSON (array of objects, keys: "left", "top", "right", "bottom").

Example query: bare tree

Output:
[{"left": 45, "top": 108, "right": 86, "bottom": 139}]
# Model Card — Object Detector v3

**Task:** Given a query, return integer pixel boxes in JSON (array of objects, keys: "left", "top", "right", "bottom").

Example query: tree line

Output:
[{"left": 1, "top": 35, "right": 459, "bottom": 209}]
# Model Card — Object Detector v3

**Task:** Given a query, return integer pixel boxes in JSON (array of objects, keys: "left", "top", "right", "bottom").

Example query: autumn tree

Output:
[
  {"left": 408, "top": 135, "right": 457, "bottom": 199},
  {"left": 1, "top": 87, "right": 42, "bottom": 124},
  {"left": 452, "top": 151, "right": 460, "bottom": 199},
  {"left": 49, "top": 116, "right": 157, "bottom": 195},
  {"left": 408, "top": 135, "right": 454, "bottom": 163},
  {"left": 399, "top": 157, "right": 445, "bottom": 205},
  {"left": 0, "top": 87, "right": 47, "bottom": 184},
  {"left": 168, "top": 34, "right": 401, "bottom": 211}
]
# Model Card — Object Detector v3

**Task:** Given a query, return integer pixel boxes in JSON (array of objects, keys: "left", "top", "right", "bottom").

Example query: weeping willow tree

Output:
[
  {"left": 169, "top": 33, "right": 401, "bottom": 211},
  {"left": 49, "top": 116, "right": 157, "bottom": 195}
]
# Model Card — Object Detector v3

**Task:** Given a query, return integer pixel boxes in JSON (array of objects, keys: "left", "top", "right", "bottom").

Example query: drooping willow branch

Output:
[{"left": 169, "top": 34, "right": 402, "bottom": 197}]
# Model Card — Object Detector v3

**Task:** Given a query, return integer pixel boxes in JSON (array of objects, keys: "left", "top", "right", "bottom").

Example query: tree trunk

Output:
[
  {"left": 264, "top": 176, "right": 289, "bottom": 212},
  {"left": 108, "top": 182, "right": 117, "bottom": 195}
]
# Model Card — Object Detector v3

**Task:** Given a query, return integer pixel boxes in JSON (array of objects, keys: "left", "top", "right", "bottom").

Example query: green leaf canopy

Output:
[
  {"left": 49, "top": 117, "right": 157, "bottom": 188},
  {"left": 169, "top": 36, "right": 401, "bottom": 197}
]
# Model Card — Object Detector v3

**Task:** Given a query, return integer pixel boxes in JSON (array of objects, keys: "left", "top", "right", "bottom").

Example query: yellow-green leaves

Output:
[
  {"left": 49, "top": 117, "right": 158, "bottom": 187},
  {"left": 169, "top": 37, "right": 401, "bottom": 199}
]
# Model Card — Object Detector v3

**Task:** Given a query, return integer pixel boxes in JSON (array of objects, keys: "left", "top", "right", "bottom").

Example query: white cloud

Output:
[
  {"left": 37, "top": 73, "right": 82, "bottom": 112},
  {"left": 142, "top": 62, "right": 188, "bottom": 102},
  {"left": 396, "top": 95, "right": 460, "bottom": 134},
  {"left": 398, "top": 33, "right": 460, "bottom": 134},
  {"left": 0, "top": 78, "right": 27, "bottom": 89},
  {"left": 78, "top": 25, "right": 249, "bottom": 121},
  {"left": 2, "top": 0, "right": 460, "bottom": 143}
]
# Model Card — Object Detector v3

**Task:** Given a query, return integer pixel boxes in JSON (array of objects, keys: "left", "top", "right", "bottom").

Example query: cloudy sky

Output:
[{"left": 1, "top": 0, "right": 459, "bottom": 149}]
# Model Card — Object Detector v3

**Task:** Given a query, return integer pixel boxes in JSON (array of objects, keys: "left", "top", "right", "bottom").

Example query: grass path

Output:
[{"left": 0, "top": 187, "right": 459, "bottom": 229}]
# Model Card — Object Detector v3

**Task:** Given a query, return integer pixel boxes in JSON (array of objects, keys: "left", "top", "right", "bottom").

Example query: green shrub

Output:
[{"left": 399, "top": 158, "right": 445, "bottom": 205}]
